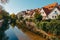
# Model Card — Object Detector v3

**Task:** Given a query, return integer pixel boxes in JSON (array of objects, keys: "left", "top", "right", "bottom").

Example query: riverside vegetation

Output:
[
  {"left": 0, "top": 9, "right": 60, "bottom": 40},
  {"left": 16, "top": 12, "right": 60, "bottom": 40}
]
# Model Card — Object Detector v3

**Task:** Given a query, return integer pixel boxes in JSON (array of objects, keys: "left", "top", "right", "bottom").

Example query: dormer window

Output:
[{"left": 55, "top": 11, "right": 57, "bottom": 13}]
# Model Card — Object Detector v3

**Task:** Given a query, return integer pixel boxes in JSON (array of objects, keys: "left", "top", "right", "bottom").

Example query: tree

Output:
[
  {"left": 48, "top": 20, "right": 60, "bottom": 35},
  {"left": 39, "top": 22, "right": 49, "bottom": 32},
  {"left": 34, "top": 12, "right": 42, "bottom": 21},
  {"left": 10, "top": 13, "right": 17, "bottom": 28},
  {"left": 10, "top": 13, "right": 16, "bottom": 19},
  {"left": 19, "top": 16, "right": 24, "bottom": 21},
  {"left": 0, "top": 10, "right": 10, "bottom": 31},
  {"left": 58, "top": 15, "right": 60, "bottom": 20},
  {"left": 0, "top": 15, "right": 3, "bottom": 20},
  {"left": 36, "top": 22, "right": 40, "bottom": 29},
  {"left": 0, "top": 0, "right": 9, "bottom": 39}
]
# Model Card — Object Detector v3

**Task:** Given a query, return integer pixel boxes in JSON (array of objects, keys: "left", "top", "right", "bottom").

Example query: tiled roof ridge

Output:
[
  {"left": 43, "top": 2, "right": 58, "bottom": 8},
  {"left": 41, "top": 2, "right": 59, "bottom": 15}
]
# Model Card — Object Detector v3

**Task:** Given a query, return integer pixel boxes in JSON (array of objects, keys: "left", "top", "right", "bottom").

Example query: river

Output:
[{"left": 4, "top": 25, "right": 45, "bottom": 40}]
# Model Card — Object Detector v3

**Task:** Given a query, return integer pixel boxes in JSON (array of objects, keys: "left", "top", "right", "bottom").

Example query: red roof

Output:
[
  {"left": 34, "top": 8, "right": 41, "bottom": 14},
  {"left": 44, "top": 2, "right": 58, "bottom": 9},
  {"left": 58, "top": 5, "right": 60, "bottom": 10},
  {"left": 42, "top": 2, "right": 58, "bottom": 15},
  {"left": 43, "top": 7, "right": 51, "bottom": 15}
]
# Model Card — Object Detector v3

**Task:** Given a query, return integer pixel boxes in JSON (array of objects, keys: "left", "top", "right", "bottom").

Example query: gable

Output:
[
  {"left": 48, "top": 7, "right": 60, "bottom": 16},
  {"left": 40, "top": 8, "right": 46, "bottom": 16},
  {"left": 47, "top": 8, "right": 60, "bottom": 19}
]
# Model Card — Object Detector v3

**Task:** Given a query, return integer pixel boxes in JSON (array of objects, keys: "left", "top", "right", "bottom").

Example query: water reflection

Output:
[
  {"left": 16, "top": 25, "right": 45, "bottom": 40},
  {"left": 5, "top": 26, "right": 18, "bottom": 40},
  {"left": 0, "top": 18, "right": 18, "bottom": 40},
  {"left": 0, "top": 18, "right": 31, "bottom": 40},
  {"left": 0, "top": 19, "right": 9, "bottom": 40},
  {"left": 13, "top": 26, "right": 31, "bottom": 40},
  {"left": 0, "top": 18, "right": 45, "bottom": 40},
  {"left": 0, "top": 31, "right": 8, "bottom": 40},
  {"left": 0, "top": 10, "right": 18, "bottom": 40}
]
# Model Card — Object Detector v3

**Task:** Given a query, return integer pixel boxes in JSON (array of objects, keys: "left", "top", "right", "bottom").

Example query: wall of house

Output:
[
  {"left": 17, "top": 12, "right": 22, "bottom": 19},
  {"left": 40, "top": 9, "right": 47, "bottom": 20},
  {"left": 23, "top": 15, "right": 31, "bottom": 19},
  {"left": 17, "top": 12, "right": 25, "bottom": 19},
  {"left": 32, "top": 12, "right": 35, "bottom": 18},
  {"left": 48, "top": 8, "right": 60, "bottom": 19}
]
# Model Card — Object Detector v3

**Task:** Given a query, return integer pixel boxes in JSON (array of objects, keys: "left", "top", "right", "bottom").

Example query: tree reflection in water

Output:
[
  {"left": 0, "top": 31, "right": 9, "bottom": 40},
  {"left": 0, "top": 19, "right": 9, "bottom": 40}
]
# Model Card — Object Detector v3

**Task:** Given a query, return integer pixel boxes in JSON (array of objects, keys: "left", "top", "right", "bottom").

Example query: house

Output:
[
  {"left": 48, "top": 7, "right": 60, "bottom": 19},
  {"left": 17, "top": 11, "right": 26, "bottom": 19},
  {"left": 22, "top": 8, "right": 41, "bottom": 19},
  {"left": 23, "top": 9, "right": 35, "bottom": 19},
  {"left": 40, "top": 2, "right": 60, "bottom": 20},
  {"left": 17, "top": 2, "right": 60, "bottom": 20},
  {"left": 40, "top": 8, "right": 47, "bottom": 20}
]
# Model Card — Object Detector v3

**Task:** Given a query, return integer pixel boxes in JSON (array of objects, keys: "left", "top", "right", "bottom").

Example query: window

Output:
[
  {"left": 52, "top": 16, "right": 57, "bottom": 18},
  {"left": 55, "top": 16, "right": 56, "bottom": 18},
  {"left": 55, "top": 11, "right": 56, "bottom": 12},
  {"left": 54, "top": 11, "right": 58, "bottom": 14},
  {"left": 52, "top": 16, "right": 54, "bottom": 18}
]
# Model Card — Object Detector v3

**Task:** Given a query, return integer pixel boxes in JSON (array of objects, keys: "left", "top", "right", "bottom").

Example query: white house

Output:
[
  {"left": 40, "top": 7, "right": 60, "bottom": 20},
  {"left": 17, "top": 11, "right": 26, "bottom": 19},
  {"left": 17, "top": 3, "right": 60, "bottom": 20},
  {"left": 40, "top": 3, "right": 60, "bottom": 20},
  {"left": 40, "top": 8, "right": 47, "bottom": 20},
  {"left": 48, "top": 7, "right": 60, "bottom": 19}
]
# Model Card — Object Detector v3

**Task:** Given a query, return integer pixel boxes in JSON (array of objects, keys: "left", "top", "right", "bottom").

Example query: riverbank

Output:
[
  {"left": 16, "top": 20, "right": 60, "bottom": 40},
  {"left": 25, "top": 31, "right": 45, "bottom": 40},
  {"left": 17, "top": 24, "right": 46, "bottom": 40},
  {"left": 21, "top": 29, "right": 46, "bottom": 40}
]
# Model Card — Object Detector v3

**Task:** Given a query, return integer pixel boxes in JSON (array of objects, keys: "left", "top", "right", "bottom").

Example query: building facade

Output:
[{"left": 17, "top": 3, "right": 60, "bottom": 20}]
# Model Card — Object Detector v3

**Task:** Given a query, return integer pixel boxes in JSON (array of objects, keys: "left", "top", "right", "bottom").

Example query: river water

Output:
[{"left": 4, "top": 25, "right": 45, "bottom": 40}]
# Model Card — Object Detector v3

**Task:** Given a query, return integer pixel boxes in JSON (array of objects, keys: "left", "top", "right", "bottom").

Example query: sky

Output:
[{"left": 0, "top": 0, "right": 60, "bottom": 14}]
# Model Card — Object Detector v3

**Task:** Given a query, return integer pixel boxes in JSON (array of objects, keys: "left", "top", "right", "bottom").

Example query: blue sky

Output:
[{"left": 0, "top": 0, "right": 60, "bottom": 14}]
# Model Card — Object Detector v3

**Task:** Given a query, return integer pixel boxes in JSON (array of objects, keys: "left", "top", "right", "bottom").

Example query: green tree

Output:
[
  {"left": 10, "top": 13, "right": 17, "bottom": 28},
  {"left": 48, "top": 20, "right": 60, "bottom": 35},
  {"left": 58, "top": 15, "right": 60, "bottom": 20},
  {"left": 19, "top": 16, "right": 24, "bottom": 21},
  {"left": 34, "top": 12, "right": 42, "bottom": 21},
  {"left": 0, "top": 10, "right": 10, "bottom": 31}
]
